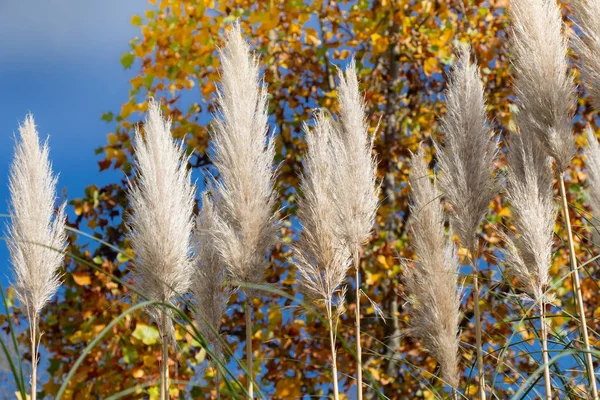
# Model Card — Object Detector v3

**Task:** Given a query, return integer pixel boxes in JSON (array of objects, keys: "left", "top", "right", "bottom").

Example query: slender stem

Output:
[
  {"left": 30, "top": 314, "right": 37, "bottom": 400},
  {"left": 353, "top": 249, "right": 363, "bottom": 400},
  {"left": 245, "top": 298, "right": 254, "bottom": 399},
  {"left": 216, "top": 362, "right": 221, "bottom": 400},
  {"left": 326, "top": 301, "right": 340, "bottom": 400},
  {"left": 558, "top": 173, "right": 599, "bottom": 400},
  {"left": 540, "top": 300, "right": 552, "bottom": 400},
  {"left": 160, "top": 311, "right": 169, "bottom": 400},
  {"left": 453, "top": 387, "right": 459, "bottom": 400},
  {"left": 470, "top": 251, "right": 486, "bottom": 400}
]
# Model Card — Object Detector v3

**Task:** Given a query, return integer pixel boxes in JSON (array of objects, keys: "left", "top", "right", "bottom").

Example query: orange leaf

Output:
[{"left": 72, "top": 272, "right": 91, "bottom": 286}]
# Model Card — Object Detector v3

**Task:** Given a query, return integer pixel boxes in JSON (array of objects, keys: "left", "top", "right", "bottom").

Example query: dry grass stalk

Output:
[
  {"left": 295, "top": 110, "right": 351, "bottom": 400},
  {"left": 333, "top": 60, "right": 379, "bottom": 400},
  {"left": 209, "top": 22, "right": 279, "bottom": 398},
  {"left": 127, "top": 100, "right": 196, "bottom": 399},
  {"left": 405, "top": 146, "right": 461, "bottom": 390},
  {"left": 502, "top": 131, "right": 557, "bottom": 399},
  {"left": 510, "top": 0, "right": 597, "bottom": 396},
  {"left": 7, "top": 115, "right": 67, "bottom": 400},
  {"left": 435, "top": 46, "right": 497, "bottom": 399}
]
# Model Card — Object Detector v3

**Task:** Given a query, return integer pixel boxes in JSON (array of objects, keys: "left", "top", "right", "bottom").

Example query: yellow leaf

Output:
[
  {"left": 107, "top": 133, "right": 118, "bottom": 146},
  {"left": 72, "top": 272, "right": 91, "bottom": 286},
  {"left": 275, "top": 378, "right": 302, "bottom": 398},
  {"left": 423, "top": 57, "right": 439, "bottom": 77},
  {"left": 376, "top": 255, "right": 389, "bottom": 269}
]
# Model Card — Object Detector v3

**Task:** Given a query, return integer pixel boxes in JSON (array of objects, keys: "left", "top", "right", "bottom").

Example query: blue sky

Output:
[{"left": 0, "top": 0, "right": 148, "bottom": 286}]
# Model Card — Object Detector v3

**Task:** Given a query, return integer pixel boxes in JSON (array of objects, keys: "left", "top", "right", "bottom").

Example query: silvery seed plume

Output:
[
  {"left": 584, "top": 128, "right": 600, "bottom": 227},
  {"left": 295, "top": 111, "right": 351, "bottom": 305},
  {"left": 572, "top": 0, "right": 600, "bottom": 112},
  {"left": 334, "top": 60, "right": 379, "bottom": 253},
  {"left": 210, "top": 22, "right": 278, "bottom": 294},
  {"left": 191, "top": 192, "right": 231, "bottom": 359},
  {"left": 405, "top": 146, "right": 461, "bottom": 388},
  {"left": 7, "top": 115, "right": 67, "bottom": 320},
  {"left": 127, "top": 100, "right": 196, "bottom": 340},
  {"left": 502, "top": 130, "right": 556, "bottom": 303},
  {"left": 436, "top": 46, "right": 497, "bottom": 252},
  {"left": 510, "top": 0, "right": 576, "bottom": 172}
]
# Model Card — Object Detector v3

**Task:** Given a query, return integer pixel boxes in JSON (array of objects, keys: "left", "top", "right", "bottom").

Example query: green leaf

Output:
[
  {"left": 93, "top": 256, "right": 103, "bottom": 265},
  {"left": 101, "top": 112, "right": 114, "bottom": 123},
  {"left": 121, "top": 53, "right": 135, "bottom": 69},
  {"left": 132, "top": 323, "right": 160, "bottom": 345},
  {"left": 123, "top": 346, "right": 138, "bottom": 364},
  {"left": 131, "top": 15, "right": 143, "bottom": 27}
]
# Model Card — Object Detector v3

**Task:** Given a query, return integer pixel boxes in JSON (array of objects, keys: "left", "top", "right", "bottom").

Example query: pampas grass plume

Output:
[
  {"left": 210, "top": 22, "right": 278, "bottom": 291},
  {"left": 405, "top": 146, "right": 461, "bottom": 389},
  {"left": 510, "top": 0, "right": 576, "bottom": 171},
  {"left": 127, "top": 99, "right": 196, "bottom": 339},
  {"left": 8, "top": 115, "right": 66, "bottom": 323},
  {"left": 436, "top": 46, "right": 496, "bottom": 252},
  {"left": 295, "top": 110, "right": 351, "bottom": 304},
  {"left": 502, "top": 131, "right": 556, "bottom": 303},
  {"left": 7, "top": 115, "right": 67, "bottom": 400},
  {"left": 191, "top": 192, "right": 231, "bottom": 358},
  {"left": 572, "top": 0, "right": 600, "bottom": 112}
]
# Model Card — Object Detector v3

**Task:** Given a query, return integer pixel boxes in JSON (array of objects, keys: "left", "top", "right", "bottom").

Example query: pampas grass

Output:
[
  {"left": 405, "top": 146, "right": 461, "bottom": 393},
  {"left": 209, "top": 22, "right": 279, "bottom": 398},
  {"left": 585, "top": 128, "right": 600, "bottom": 222},
  {"left": 127, "top": 100, "right": 196, "bottom": 399},
  {"left": 509, "top": 0, "right": 575, "bottom": 173},
  {"left": 510, "top": 0, "right": 597, "bottom": 396},
  {"left": 502, "top": 131, "right": 557, "bottom": 399},
  {"left": 295, "top": 110, "right": 351, "bottom": 400},
  {"left": 435, "top": 46, "right": 497, "bottom": 399},
  {"left": 333, "top": 60, "right": 379, "bottom": 400},
  {"left": 7, "top": 115, "right": 67, "bottom": 400},
  {"left": 572, "top": 0, "right": 600, "bottom": 112},
  {"left": 191, "top": 192, "right": 231, "bottom": 397}
]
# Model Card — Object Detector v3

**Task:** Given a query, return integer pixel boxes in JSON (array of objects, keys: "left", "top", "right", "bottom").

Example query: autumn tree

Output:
[{"left": 14, "top": 0, "right": 600, "bottom": 398}]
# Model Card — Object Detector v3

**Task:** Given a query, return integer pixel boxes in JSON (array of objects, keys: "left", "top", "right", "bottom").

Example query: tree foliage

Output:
[{"left": 7, "top": 0, "right": 600, "bottom": 398}]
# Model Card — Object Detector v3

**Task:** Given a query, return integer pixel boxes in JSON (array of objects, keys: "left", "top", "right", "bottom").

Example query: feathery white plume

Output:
[
  {"left": 334, "top": 60, "right": 379, "bottom": 253},
  {"left": 210, "top": 22, "right": 278, "bottom": 293},
  {"left": 502, "top": 131, "right": 557, "bottom": 303},
  {"left": 436, "top": 46, "right": 497, "bottom": 252},
  {"left": 586, "top": 128, "right": 600, "bottom": 219},
  {"left": 127, "top": 99, "right": 196, "bottom": 340},
  {"left": 509, "top": 0, "right": 576, "bottom": 172},
  {"left": 295, "top": 111, "right": 351, "bottom": 304},
  {"left": 191, "top": 192, "right": 231, "bottom": 359},
  {"left": 572, "top": 0, "right": 600, "bottom": 112},
  {"left": 405, "top": 146, "right": 461, "bottom": 388},
  {"left": 8, "top": 115, "right": 66, "bottom": 321}
]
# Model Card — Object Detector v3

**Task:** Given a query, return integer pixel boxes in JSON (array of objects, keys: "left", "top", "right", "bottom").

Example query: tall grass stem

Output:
[
  {"left": 30, "top": 314, "right": 37, "bottom": 400},
  {"left": 540, "top": 301, "right": 551, "bottom": 400},
  {"left": 245, "top": 299, "right": 254, "bottom": 399},
  {"left": 354, "top": 250, "right": 363, "bottom": 400},
  {"left": 558, "top": 173, "right": 598, "bottom": 399},
  {"left": 160, "top": 312, "right": 169, "bottom": 400},
  {"left": 326, "top": 300, "right": 340, "bottom": 400},
  {"left": 469, "top": 253, "right": 486, "bottom": 400}
]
